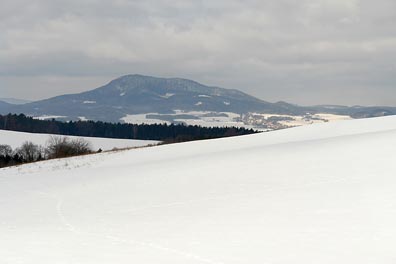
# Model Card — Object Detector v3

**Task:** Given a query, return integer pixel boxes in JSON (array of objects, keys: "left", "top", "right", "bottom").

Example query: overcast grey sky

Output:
[{"left": 1, "top": 0, "right": 395, "bottom": 106}]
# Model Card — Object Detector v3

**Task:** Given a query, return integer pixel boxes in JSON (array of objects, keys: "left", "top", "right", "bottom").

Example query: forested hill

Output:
[
  {"left": 0, "top": 114, "right": 258, "bottom": 142},
  {"left": 0, "top": 75, "right": 305, "bottom": 122}
]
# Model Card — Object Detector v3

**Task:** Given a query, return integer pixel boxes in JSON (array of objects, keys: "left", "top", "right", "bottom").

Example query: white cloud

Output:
[{"left": 0, "top": 0, "right": 395, "bottom": 105}]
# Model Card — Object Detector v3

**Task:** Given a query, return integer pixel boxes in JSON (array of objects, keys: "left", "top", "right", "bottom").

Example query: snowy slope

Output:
[
  {"left": 0, "top": 129, "right": 159, "bottom": 151},
  {"left": 1, "top": 116, "right": 396, "bottom": 263}
]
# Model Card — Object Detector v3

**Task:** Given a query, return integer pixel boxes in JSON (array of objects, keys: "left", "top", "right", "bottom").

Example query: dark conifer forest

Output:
[{"left": 0, "top": 113, "right": 258, "bottom": 142}]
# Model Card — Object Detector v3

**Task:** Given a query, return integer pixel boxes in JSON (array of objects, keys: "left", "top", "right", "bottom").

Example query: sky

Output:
[{"left": 1, "top": 0, "right": 395, "bottom": 106}]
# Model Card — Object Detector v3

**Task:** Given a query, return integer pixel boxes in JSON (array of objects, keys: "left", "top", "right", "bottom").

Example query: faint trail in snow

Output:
[
  {"left": 38, "top": 172, "right": 352, "bottom": 264},
  {"left": 33, "top": 191, "right": 82, "bottom": 235},
  {"left": 51, "top": 193, "right": 225, "bottom": 264},
  {"left": 56, "top": 199, "right": 80, "bottom": 234}
]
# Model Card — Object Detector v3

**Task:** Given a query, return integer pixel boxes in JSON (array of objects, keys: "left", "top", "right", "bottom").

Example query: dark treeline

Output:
[
  {"left": 0, "top": 113, "right": 258, "bottom": 142},
  {"left": 0, "top": 144, "right": 25, "bottom": 168},
  {"left": 0, "top": 136, "right": 93, "bottom": 168}
]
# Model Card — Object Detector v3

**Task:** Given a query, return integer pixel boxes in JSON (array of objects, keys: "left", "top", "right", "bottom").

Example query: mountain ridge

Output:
[
  {"left": 1, "top": 74, "right": 396, "bottom": 123},
  {"left": 0, "top": 98, "right": 31, "bottom": 105},
  {"left": 1, "top": 74, "right": 303, "bottom": 122}
]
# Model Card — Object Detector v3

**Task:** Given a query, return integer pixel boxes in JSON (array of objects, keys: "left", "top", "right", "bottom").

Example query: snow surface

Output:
[
  {"left": 121, "top": 113, "right": 171, "bottom": 125},
  {"left": 250, "top": 113, "right": 352, "bottom": 127},
  {"left": 159, "top": 93, "right": 175, "bottom": 99},
  {"left": 33, "top": 115, "right": 67, "bottom": 120},
  {"left": 121, "top": 111, "right": 350, "bottom": 130},
  {"left": 78, "top": 116, "right": 89, "bottom": 121},
  {"left": 1, "top": 116, "right": 396, "bottom": 263},
  {"left": 0, "top": 130, "right": 159, "bottom": 151},
  {"left": 122, "top": 111, "right": 249, "bottom": 128}
]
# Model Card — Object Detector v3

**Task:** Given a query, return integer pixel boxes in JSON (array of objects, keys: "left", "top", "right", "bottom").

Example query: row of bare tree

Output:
[{"left": 0, "top": 136, "right": 93, "bottom": 168}]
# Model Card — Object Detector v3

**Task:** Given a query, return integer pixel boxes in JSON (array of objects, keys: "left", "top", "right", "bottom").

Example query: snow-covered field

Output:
[
  {"left": 245, "top": 112, "right": 352, "bottom": 128},
  {"left": 32, "top": 115, "right": 68, "bottom": 120},
  {"left": 121, "top": 111, "right": 351, "bottom": 130},
  {"left": 120, "top": 110, "right": 246, "bottom": 127},
  {"left": 1, "top": 116, "right": 396, "bottom": 263},
  {"left": 121, "top": 113, "right": 172, "bottom": 125},
  {"left": 0, "top": 130, "right": 159, "bottom": 151}
]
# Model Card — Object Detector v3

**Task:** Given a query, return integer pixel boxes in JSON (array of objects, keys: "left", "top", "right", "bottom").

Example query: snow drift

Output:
[{"left": 1, "top": 116, "right": 396, "bottom": 263}]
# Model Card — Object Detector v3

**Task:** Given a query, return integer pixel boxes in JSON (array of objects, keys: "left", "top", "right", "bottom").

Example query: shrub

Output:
[
  {"left": 46, "top": 136, "right": 92, "bottom": 159},
  {"left": 0, "top": 144, "right": 12, "bottom": 157},
  {"left": 15, "top": 141, "right": 43, "bottom": 162}
]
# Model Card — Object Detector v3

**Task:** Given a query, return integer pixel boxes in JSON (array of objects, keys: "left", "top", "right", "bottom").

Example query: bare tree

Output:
[
  {"left": 70, "top": 138, "right": 92, "bottom": 155},
  {"left": 0, "top": 144, "right": 14, "bottom": 168},
  {"left": 46, "top": 136, "right": 92, "bottom": 159},
  {"left": 15, "top": 141, "right": 42, "bottom": 162},
  {"left": 0, "top": 144, "right": 12, "bottom": 157}
]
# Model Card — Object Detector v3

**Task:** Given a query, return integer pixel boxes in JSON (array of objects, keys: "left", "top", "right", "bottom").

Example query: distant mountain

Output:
[
  {"left": 0, "top": 75, "right": 306, "bottom": 122},
  {"left": 1, "top": 74, "right": 395, "bottom": 123},
  {"left": 0, "top": 100, "right": 12, "bottom": 112},
  {"left": 0, "top": 98, "right": 31, "bottom": 105}
]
